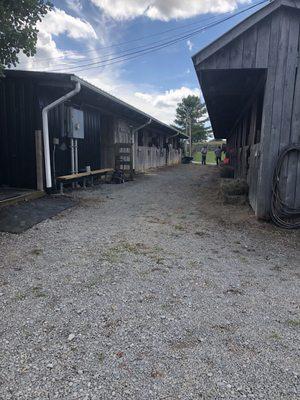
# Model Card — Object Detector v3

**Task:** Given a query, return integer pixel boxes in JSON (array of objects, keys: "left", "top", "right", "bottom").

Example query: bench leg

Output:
[
  {"left": 91, "top": 176, "right": 94, "bottom": 187},
  {"left": 60, "top": 182, "right": 64, "bottom": 194},
  {"left": 83, "top": 177, "right": 87, "bottom": 189}
]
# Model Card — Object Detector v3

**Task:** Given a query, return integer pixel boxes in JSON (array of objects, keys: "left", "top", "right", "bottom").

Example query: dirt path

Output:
[{"left": 0, "top": 164, "right": 299, "bottom": 400}]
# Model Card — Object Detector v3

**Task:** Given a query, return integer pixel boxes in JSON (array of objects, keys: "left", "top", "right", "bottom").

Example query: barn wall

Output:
[
  {"left": 227, "top": 93, "right": 263, "bottom": 213},
  {"left": 47, "top": 103, "right": 112, "bottom": 176},
  {"left": 0, "top": 77, "right": 39, "bottom": 189},
  {"left": 0, "top": 76, "right": 181, "bottom": 189},
  {"left": 258, "top": 7, "right": 300, "bottom": 216},
  {"left": 198, "top": 7, "right": 300, "bottom": 218},
  {"left": 114, "top": 117, "right": 181, "bottom": 172}
]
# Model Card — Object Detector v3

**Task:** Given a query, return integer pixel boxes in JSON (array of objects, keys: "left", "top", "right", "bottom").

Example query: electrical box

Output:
[{"left": 67, "top": 107, "right": 84, "bottom": 139}]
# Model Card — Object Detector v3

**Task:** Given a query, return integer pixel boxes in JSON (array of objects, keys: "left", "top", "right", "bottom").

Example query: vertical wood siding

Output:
[
  {"left": 0, "top": 79, "right": 181, "bottom": 189},
  {"left": 0, "top": 78, "right": 38, "bottom": 189},
  {"left": 198, "top": 7, "right": 300, "bottom": 218}
]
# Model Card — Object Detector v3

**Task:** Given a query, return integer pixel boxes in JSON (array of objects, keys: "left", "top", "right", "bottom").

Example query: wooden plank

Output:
[
  {"left": 256, "top": 11, "right": 281, "bottom": 218},
  {"left": 35, "top": 130, "right": 44, "bottom": 191},
  {"left": 264, "top": 10, "right": 290, "bottom": 215},
  {"left": 215, "top": 47, "right": 230, "bottom": 69},
  {"left": 242, "top": 26, "right": 258, "bottom": 68},
  {"left": 57, "top": 172, "right": 90, "bottom": 181},
  {"left": 287, "top": 16, "right": 300, "bottom": 208},
  {"left": 278, "top": 12, "right": 300, "bottom": 205},
  {"left": 229, "top": 36, "right": 244, "bottom": 68},
  {"left": 255, "top": 17, "right": 271, "bottom": 68},
  {"left": 90, "top": 168, "right": 113, "bottom": 175},
  {"left": 264, "top": 9, "right": 290, "bottom": 211}
]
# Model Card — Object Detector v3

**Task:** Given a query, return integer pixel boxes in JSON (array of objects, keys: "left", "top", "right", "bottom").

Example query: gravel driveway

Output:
[{"left": 0, "top": 164, "right": 299, "bottom": 400}]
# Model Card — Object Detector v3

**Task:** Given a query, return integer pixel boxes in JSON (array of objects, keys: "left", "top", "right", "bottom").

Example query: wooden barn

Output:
[
  {"left": 0, "top": 70, "right": 184, "bottom": 194},
  {"left": 193, "top": 0, "right": 300, "bottom": 225}
]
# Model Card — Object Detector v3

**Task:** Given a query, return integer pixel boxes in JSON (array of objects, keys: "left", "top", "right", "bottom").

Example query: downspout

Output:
[
  {"left": 131, "top": 118, "right": 152, "bottom": 170},
  {"left": 42, "top": 80, "right": 81, "bottom": 189}
]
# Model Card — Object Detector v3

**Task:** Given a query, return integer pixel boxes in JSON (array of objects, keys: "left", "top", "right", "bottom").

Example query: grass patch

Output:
[
  {"left": 287, "top": 319, "right": 300, "bottom": 327},
  {"left": 269, "top": 332, "right": 282, "bottom": 340},
  {"left": 174, "top": 224, "right": 185, "bottom": 231},
  {"left": 98, "top": 352, "right": 105, "bottom": 364},
  {"left": 102, "top": 241, "right": 164, "bottom": 264},
  {"left": 32, "top": 286, "right": 47, "bottom": 298},
  {"left": 14, "top": 292, "right": 27, "bottom": 301}
]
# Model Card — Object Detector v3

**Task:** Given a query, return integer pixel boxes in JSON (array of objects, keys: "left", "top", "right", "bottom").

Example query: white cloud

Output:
[
  {"left": 91, "top": 0, "right": 250, "bottom": 21},
  {"left": 187, "top": 40, "right": 193, "bottom": 51},
  {"left": 66, "top": 0, "right": 83, "bottom": 13},
  {"left": 38, "top": 7, "right": 97, "bottom": 39},
  {"left": 15, "top": 5, "right": 201, "bottom": 124},
  {"left": 17, "top": 7, "right": 98, "bottom": 70},
  {"left": 134, "top": 87, "right": 201, "bottom": 123}
]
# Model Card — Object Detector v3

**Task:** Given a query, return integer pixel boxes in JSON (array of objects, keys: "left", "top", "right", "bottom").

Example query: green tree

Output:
[
  {"left": 174, "top": 95, "right": 210, "bottom": 142},
  {"left": 0, "top": 0, "right": 53, "bottom": 75}
]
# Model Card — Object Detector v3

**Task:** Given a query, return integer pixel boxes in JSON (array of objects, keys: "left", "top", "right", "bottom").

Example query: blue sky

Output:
[{"left": 18, "top": 0, "right": 267, "bottom": 123}]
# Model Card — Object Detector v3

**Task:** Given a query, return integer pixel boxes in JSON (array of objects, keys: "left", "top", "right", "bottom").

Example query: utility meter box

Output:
[{"left": 67, "top": 107, "right": 84, "bottom": 139}]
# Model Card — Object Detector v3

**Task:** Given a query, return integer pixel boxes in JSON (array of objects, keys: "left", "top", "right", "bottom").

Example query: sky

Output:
[{"left": 17, "top": 0, "right": 267, "bottom": 124}]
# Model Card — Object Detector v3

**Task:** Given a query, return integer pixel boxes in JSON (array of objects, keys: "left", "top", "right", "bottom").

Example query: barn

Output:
[
  {"left": 0, "top": 70, "right": 184, "bottom": 194},
  {"left": 193, "top": 0, "right": 300, "bottom": 226}
]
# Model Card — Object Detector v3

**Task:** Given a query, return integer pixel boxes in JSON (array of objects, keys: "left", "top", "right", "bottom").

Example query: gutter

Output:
[
  {"left": 42, "top": 79, "right": 81, "bottom": 188},
  {"left": 168, "top": 132, "right": 180, "bottom": 140}
]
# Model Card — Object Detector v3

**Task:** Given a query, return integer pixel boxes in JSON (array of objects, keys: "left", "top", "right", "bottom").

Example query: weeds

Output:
[
  {"left": 14, "top": 292, "right": 26, "bottom": 301},
  {"left": 287, "top": 319, "right": 300, "bottom": 327},
  {"left": 269, "top": 332, "right": 282, "bottom": 340},
  {"left": 32, "top": 286, "right": 47, "bottom": 298}
]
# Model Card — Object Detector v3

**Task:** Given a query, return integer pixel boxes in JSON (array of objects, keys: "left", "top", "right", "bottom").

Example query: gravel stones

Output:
[{"left": 0, "top": 165, "right": 299, "bottom": 399}]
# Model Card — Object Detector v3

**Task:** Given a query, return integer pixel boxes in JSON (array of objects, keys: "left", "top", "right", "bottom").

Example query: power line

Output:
[
  {"left": 50, "top": 0, "right": 267, "bottom": 74},
  {"left": 31, "top": 12, "right": 231, "bottom": 63},
  {"left": 31, "top": 14, "right": 222, "bottom": 69}
]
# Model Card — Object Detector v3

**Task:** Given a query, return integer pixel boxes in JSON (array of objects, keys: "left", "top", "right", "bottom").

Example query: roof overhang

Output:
[{"left": 198, "top": 69, "right": 267, "bottom": 138}]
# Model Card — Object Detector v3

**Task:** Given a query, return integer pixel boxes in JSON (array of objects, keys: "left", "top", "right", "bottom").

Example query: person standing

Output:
[
  {"left": 200, "top": 145, "right": 208, "bottom": 165},
  {"left": 214, "top": 146, "right": 222, "bottom": 165}
]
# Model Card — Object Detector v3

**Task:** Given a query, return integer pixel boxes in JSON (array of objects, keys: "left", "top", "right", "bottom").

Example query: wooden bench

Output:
[{"left": 56, "top": 168, "right": 113, "bottom": 193}]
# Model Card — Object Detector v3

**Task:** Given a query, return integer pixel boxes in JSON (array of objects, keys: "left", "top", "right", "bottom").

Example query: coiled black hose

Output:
[{"left": 270, "top": 144, "right": 300, "bottom": 229}]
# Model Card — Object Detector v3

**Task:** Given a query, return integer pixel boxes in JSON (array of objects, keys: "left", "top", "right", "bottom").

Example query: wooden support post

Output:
[{"left": 35, "top": 130, "right": 44, "bottom": 191}]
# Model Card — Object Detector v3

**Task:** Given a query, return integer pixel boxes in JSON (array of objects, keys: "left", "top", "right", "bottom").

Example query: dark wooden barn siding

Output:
[
  {"left": 198, "top": 7, "right": 300, "bottom": 218},
  {"left": 227, "top": 94, "right": 262, "bottom": 209},
  {"left": 99, "top": 115, "right": 116, "bottom": 169},
  {"left": 47, "top": 104, "right": 106, "bottom": 176},
  {"left": 78, "top": 107, "right": 101, "bottom": 171},
  {"left": 0, "top": 77, "right": 39, "bottom": 189}
]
